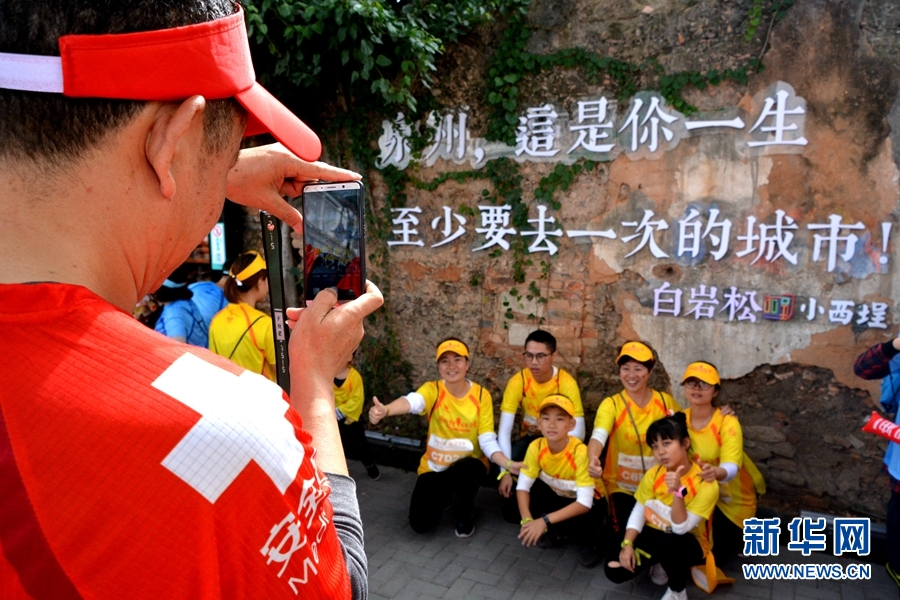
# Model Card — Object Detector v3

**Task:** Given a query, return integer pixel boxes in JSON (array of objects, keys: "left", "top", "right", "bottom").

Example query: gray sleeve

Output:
[{"left": 327, "top": 473, "right": 367, "bottom": 600}]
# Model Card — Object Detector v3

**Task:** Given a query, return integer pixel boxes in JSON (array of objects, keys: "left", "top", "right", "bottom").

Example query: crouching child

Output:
[{"left": 517, "top": 395, "right": 596, "bottom": 550}]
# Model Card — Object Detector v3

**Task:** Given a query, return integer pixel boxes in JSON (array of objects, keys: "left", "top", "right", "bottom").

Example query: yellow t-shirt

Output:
[
  {"left": 592, "top": 389, "right": 676, "bottom": 496},
  {"left": 501, "top": 368, "right": 584, "bottom": 436},
  {"left": 520, "top": 436, "right": 594, "bottom": 498},
  {"left": 415, "top": 380, "right": 494, "bottom": 475},
  {"left": 208, "top": 302, "right": 276, "bottom": 382},
  {"left": 635, "top": 462, "right": 719, "bottom": 556},
  {"left": 685, "top": 407, "right": 760, "bottom": 528},
  {"left": 334, "top": 367, "right": 364, "bottom": 423}
]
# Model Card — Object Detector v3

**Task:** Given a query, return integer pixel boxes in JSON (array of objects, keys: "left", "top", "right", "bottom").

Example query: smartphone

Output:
[
  {"left": 301, "top": 181, "right": 366, "bottom": 305},
  {"left": 259, "top": 211, "right": 291, "bottom": 394}
]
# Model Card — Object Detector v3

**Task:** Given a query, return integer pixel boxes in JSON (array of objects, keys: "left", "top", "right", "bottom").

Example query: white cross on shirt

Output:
[{"left": 153, "top": 352, "right": 305, "bottom": 503}]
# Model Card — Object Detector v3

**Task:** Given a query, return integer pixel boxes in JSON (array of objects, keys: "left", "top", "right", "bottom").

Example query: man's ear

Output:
[{"left": 146, "top": 96, "right": 207, "bottom": 199}]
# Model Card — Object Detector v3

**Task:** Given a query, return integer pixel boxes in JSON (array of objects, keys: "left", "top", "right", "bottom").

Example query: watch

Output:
[
  {"left": 542, "top": 514, "right": 552, "bottom": 527},
  {"left": 673, "top": 485, "right": 687, "bottom": 499}
]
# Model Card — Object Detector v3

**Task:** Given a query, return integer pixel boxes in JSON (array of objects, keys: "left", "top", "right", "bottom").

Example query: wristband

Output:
[
  {"left": 621, "top": 539, "right": 633, "bottom": 548},
  {"left": 497, "top": 469, "right": 509, "bottom": 481},
  {"left": 542, "top": 514, "right": 551, "bottom": 527},
  {"left": 673, "top": 485, "right": 687, "bottom": 499},
  {"left": 520, "top": 517, "right": 533, "bottom": 526}
]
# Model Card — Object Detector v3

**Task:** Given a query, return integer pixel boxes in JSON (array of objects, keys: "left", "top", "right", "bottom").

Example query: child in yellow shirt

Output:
[
  {"left": 516, "top": 395, "right": 596, "bottom": 551},
  {"left": 605, "top": 412, "right": 719, "bottom": 600},
  {"left": 369, "top": 338, "right": 517, "bottom": 537},
  {"left": 334, "top": 357, "right": 380, "bottom": 481}
]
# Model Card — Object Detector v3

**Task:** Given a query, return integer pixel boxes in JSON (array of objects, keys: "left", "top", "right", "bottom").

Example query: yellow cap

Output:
[
  {"left": 538, "top": 394, "right": 576, "bottom": 417},
  {"left": 230, "top": 251, "right": 267, "bottom": 283},
  {"left": 436, "top": 339, "right": 469, "bottom": 361},
  {"left": 682, "top": 362, "right": 721, "bottom": 386},
  {"left": 616, "top": 341, "right": 653, "bottom": 364}
]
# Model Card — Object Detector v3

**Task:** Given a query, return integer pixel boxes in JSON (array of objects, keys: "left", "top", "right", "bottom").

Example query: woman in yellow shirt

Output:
[
  {"left": 208, "top": 251, "right": 276, "bottom": 381},
  {"left": 587, "top": 341, "right": 676, "bottom": 552},
  {"left": 605, "top": 412, "right": 719, "bottom": 600},
  {"left": 369, "top": 338, "right": 518, "bottom": 538},
  {"left": 680, "top": 361, "right": 764, "bottom": 560}
]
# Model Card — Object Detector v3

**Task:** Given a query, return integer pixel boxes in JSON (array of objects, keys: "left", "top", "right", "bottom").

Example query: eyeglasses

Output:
[
  {"left": 684, "top": 379, "right": 713, "bottom": 390},
  {"left": 523, "top": 352, "right": 551, "bottom": 362}
]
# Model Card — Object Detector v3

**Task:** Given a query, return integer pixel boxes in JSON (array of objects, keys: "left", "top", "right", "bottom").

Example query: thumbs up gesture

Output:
[
  {"left": 665, "top": 464, "right": 688, "bottom": 493},
  {"left": 697, "top": 458, "right": 718, "bottom": 482},
  {"left": 369, "top": 396, "right": 388, "bottom": 425},
  {"left": 588, "top": 455, "right": 603, "bottom": 479}
]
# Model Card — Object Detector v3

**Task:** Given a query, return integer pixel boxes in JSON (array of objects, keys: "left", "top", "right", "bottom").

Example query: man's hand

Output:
[
  {"left": 285, "top": 282, "right": 383, "bottom": 390},
  {"left": 226, "top": 143, "right": 361, "bottom": 233}
]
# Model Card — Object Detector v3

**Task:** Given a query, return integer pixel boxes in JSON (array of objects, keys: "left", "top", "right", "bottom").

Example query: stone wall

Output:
[{"left": 340, "top": 0, "right": 900, "bottom": 519}]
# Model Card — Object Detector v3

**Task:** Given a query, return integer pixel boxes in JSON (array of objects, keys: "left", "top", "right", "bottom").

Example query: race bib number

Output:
[
  {"left": 426, "top": 435, "right": 474, "bottom": 472},
  {"left": 539, "top": 472, "right": 578, "bottom": 498},
  {"left": 644, "top": 499, "right": 673, "bottom": 532},
  {"left": 521, "top": 414, "right": 541, "bottom": 437},
  {"left": 616, "top": 453, "right": 656, "bottom": 492}
]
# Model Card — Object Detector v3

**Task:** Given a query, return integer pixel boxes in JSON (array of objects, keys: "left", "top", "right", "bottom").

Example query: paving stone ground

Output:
[{"left": 348, "top": 462, "right": 898, "bottom": 600}]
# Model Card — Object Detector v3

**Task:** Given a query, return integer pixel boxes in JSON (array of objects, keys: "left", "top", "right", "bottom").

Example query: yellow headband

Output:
[
  {"left": 682, "top": 362, "right": 721, "bottom": 386},
  {"left": 230, "top": 251, "right": 266, "bottom": 284},
  {"left": 617, "top": 341, "right": 653, "bottom": 364},
  {"left": 435, "top": 340, "right": 469, "bottom": 361}
]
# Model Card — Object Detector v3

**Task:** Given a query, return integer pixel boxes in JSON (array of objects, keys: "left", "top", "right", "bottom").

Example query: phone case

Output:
[{"left": 259, "top": 210, "right": 291, "bottom": 394}]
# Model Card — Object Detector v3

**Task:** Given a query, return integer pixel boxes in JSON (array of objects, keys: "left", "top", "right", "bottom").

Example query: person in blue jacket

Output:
[
  {"left": 854, "top": 336, "right": 900, "bottom": 595},
  {"left": 155, "top": 275, "right": 227, "bottom": 348}
]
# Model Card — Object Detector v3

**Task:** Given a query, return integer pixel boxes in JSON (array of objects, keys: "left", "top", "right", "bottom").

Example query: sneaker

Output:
[
  {"left": 660, "top": 588, "right": 688, "bottom": 600},
  {"left": 365, "top": 463, "right": 381, "bottom": 481},
  {"left": 579, "top": 545, "right": 600, "bottom": 568},
  {"left": 650, "top": 562, "right": 669, "bottom": 585},
  {"left": 455, "top": 521, "right": 475, "bottom": 538}
]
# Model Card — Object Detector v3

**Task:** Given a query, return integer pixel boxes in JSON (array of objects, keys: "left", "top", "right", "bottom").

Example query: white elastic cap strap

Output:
[{"left": 0, "top": 53, "right": 63, "bottom": 93}]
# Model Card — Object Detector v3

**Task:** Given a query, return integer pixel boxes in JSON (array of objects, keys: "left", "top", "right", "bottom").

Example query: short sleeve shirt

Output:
[
  {"left": 520, "top": 436, "right": 593, "bottom": 498},
  {"left": 415, "top": 381, "right": 494, "bottom": 475},
  {"left": 209, "top": 302, "right": 277, "bottom": 382},
  {"left": 635, "top": 462, "right": 719, "bottom": 556},
  {"left": 501, "top": 368, "right": 583, "bottom": 436},
  {"left": 592, "top": 390, "right": 676, "bottom": 496},
  {"left": 334, "top": 367, "right": 365, "bottom": 423}
]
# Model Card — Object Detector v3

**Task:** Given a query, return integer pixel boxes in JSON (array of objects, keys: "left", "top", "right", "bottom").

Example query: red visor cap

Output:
[{"left": 57, "top": 6, "right": 321, "bottom": 161}]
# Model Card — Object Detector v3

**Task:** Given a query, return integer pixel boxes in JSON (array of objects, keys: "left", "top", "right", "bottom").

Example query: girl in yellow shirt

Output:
[
  {"left": 334, "top": 358, "right": 380, "bottom": 481},
  {"left": 681, "top": 361, "right": 764, "bottom": 560},
  {"left": 605, "top": 412, "right": 719, "bottom": 600},
  {"left": 208, "top": 251, "right": 276, "bottom": 381},
  {"left": 587, "top": 342, "right": 676, "bottom": 548},
  {"left": 369, "top": 338, "right": 518, "bottom": 538}
]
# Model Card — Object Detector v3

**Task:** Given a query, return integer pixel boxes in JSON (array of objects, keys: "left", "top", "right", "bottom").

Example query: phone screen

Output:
[{"left": 302, "top": 182, "right": 366, "bottom": 304}]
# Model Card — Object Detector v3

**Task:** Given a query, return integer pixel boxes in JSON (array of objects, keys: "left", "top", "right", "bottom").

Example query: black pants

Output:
[
  {"left": 593, "top": 492, "right": 637, "bottom": 544},
  {"left": 889, "top": 480, "right": 900, "bottom": 569},
  {"left": 712, "top": 506, "right": 744, "bottom": 560},
  {"left": 521, "top": 479, "right": 598, "bottom": 544},
  {"left": 337, "top": 419, "right": 375, "bottom": 467},
  {"left": 500, "top": 434, "right": 542, "bottom": 523},
  {"left": 409, "top": 457, "right": 487, "bottom": 533},
  {"left": 605, "top": 526, "right": 704, "bottom": 592}
]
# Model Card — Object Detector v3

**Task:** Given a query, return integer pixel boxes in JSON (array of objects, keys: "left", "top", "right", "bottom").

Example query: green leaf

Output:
[{"left": 376, "top": 54, "right": 392, "bottom": 67}]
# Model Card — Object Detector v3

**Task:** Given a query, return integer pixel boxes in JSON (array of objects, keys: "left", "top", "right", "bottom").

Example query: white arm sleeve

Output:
[
  {"left": 516, "top": 473, "right": 536, "bottom": 492},
  {"left": 479, "top": 432, "right": 502, "bottom": 460},
  {"left": 721, "top": 462, "right": 739, "bottom": 483},
  {"left": 572, "top": 416, "right": 585, "bottom": 441},
  {"left": 405, "top": 392, "right": 426, "bottom": 415},
  {"left": 626, "top": 501, "right": 646, "bottom": 533},
  {"left": 590, "top": 427, "right": 609, "bottom": 446},
  {"left": 498, "top": 411, "right": 515, "bottom": 459},
  {"left": 670, "top": 510, "right": 704, "bottom": 535},
  {"left": 576, "top": 486, "right": 594, "bottom": 509}
]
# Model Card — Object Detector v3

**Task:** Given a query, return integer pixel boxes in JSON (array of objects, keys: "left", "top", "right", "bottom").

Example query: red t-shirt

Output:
[{"left": 0, "top": 283, "right": 350, "bottom": 599}]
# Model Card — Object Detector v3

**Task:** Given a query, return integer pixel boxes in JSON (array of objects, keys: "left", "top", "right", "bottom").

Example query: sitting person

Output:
[
  {"left": 334, "top": 355, "right": 381, "bottom": 481},
  {"left": 368, "top": 338, "right": 517, "bottom": 537},
  {"left": 516, "top": 395, "right": 595, "bottom": 552},
  {"left": 605, "top": 413, "right": 719, "bottom": 600}
]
